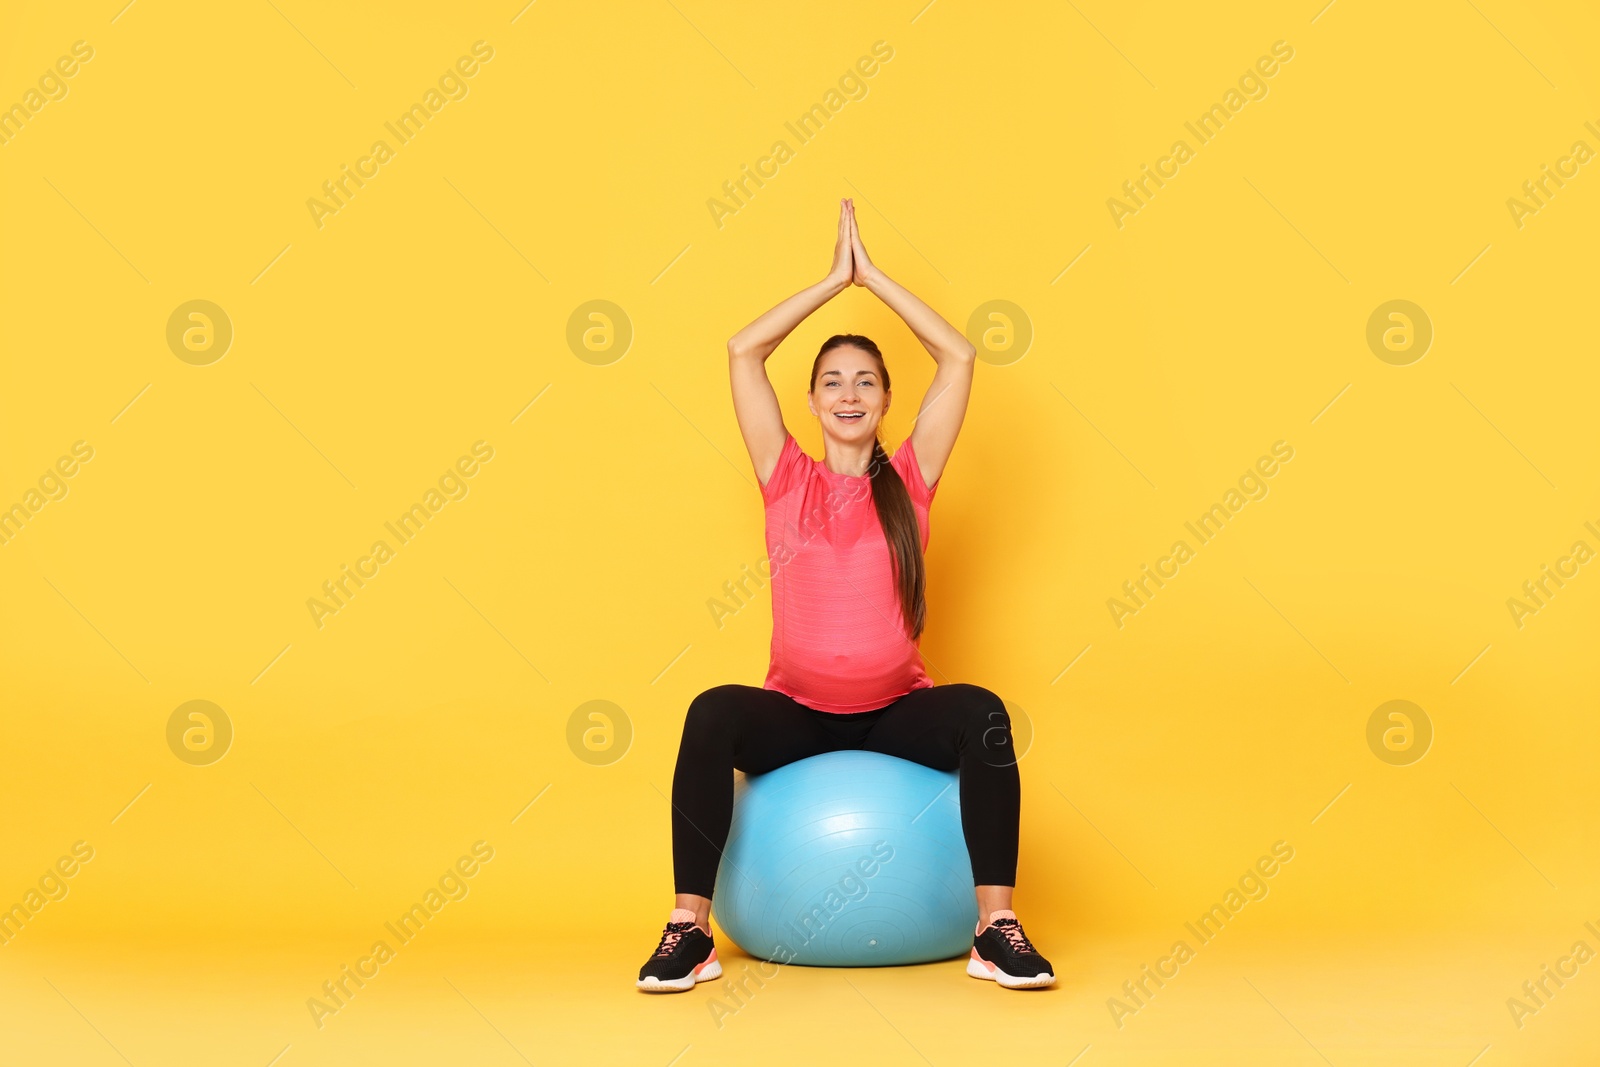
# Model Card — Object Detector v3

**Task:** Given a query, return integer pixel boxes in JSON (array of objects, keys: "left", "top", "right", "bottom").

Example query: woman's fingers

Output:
[
  {"left": 829, "top": 198, "right": 854, "bottom": 282},
  {"left": 846, "top": 200, "right": 872, "bottom": 284}
]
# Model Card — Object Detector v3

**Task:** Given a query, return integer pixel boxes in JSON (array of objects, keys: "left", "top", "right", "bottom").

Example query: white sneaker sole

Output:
[
  {"left": 967, "top": 954, "right": 1056, "bottom": 989},
  {"left": 637, "top": 957, "right": 722, "bottom": 993}
]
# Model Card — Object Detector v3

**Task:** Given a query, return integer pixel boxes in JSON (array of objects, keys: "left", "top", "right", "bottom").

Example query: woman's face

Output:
[{"left": 808, "top": 345, "right": 889, "bottom": 447}]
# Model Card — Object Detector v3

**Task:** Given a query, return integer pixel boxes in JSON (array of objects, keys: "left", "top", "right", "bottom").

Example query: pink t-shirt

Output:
[{"left": 758, "top": 431, "right": 938, "bottom": 714}]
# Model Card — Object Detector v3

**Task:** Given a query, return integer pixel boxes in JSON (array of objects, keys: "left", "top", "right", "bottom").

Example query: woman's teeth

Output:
[{"left": 836, "top": 412, "right": 864, "bottom": 420}]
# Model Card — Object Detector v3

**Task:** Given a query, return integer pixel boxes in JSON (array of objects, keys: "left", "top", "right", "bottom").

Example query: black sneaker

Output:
[
  {"left": 968, "top": 912, "right": 1055, "bottom": 989},
  {"left": 637, "top": 912, "right": 722, "bottom": 993}
]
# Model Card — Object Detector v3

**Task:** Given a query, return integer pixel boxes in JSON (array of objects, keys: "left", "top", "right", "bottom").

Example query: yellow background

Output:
[{"left": 2, "top": 0, "right": 1597, "bottom": 1063}]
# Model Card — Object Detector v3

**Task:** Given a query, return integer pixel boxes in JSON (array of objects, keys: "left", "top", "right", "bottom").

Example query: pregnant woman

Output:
[{"left": 638, "top": 199, "right": 1054, "bottom": 992}]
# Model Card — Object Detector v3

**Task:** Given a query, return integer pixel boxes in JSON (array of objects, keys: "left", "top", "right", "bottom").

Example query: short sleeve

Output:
[
  {"left": 759, "top": 432, "right": 808, "bottom": 503},
  {"left": 890, "top": 434, "right": 938, "bottom": 506}
]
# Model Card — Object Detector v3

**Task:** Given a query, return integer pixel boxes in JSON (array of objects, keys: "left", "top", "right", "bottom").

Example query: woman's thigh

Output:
[
  {"left": 691, "top": 684, "right": 845, "bottom": 775},
  {"left": 860, "top": 682, "right": 1013, "bottom": 770}
]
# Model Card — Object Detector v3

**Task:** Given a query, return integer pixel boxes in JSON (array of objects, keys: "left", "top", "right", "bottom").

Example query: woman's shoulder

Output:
[
  {"left": 760, "top": 431, "right": 813, "bottom": 503},
  {"left": 889, "top": 434, "right": 939, "bottom": 503}
]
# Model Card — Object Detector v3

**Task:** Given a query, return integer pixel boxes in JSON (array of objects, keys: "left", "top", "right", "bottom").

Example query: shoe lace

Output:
[
  {"left": 653, "top": 920, "right": 697, "bottom": 957},
  {"left": 990, "top": 917, "right": 1037, "bottom": 955}
]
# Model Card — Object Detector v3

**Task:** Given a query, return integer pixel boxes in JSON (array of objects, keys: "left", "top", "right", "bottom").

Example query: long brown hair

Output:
[{"left": 809, "top": 334, "right": 927, "bottom": 641}]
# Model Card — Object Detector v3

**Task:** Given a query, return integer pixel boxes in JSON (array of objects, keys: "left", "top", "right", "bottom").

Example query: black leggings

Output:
[{"left": 670, "top": 682, "right": 1021, "bottom": 898}]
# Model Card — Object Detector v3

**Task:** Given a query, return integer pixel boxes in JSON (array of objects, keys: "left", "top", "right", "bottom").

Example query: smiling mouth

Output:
[{"left": 834, "top": 411, "right": 865, "bottom": 421}]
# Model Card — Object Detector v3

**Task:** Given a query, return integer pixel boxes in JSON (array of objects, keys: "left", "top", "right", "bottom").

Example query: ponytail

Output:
[{"left": 868, "top": 435, "right": 927, "bottom": 641}]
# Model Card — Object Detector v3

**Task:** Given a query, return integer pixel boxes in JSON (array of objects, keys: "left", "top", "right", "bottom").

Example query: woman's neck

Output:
[{"left": 819, "top": 436, "right": 876, "bottom": 478}]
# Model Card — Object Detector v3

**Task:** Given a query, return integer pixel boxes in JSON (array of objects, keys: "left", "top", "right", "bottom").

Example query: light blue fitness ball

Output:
[{"left": 710, "top": 750, "right": 979, "bottom": 966}]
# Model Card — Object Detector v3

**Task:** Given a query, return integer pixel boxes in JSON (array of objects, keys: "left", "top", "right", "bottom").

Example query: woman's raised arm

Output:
[
  {"left": 845, "top": 199, "right": 976, "bottom": 489},
  {"left": 728, "top": 200, "right": 855, "bottom": 486}
]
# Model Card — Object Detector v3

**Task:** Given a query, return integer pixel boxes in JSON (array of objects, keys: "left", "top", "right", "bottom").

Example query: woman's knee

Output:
[
  {"left": 946, "top": 683, "right": 1007, "bottom": 722},
  {"left": 682, "top": 684, "right": 748, "bottom": 741},
  {"left": 947, "top": 684, "right": 1014, "bottom": 762}
]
